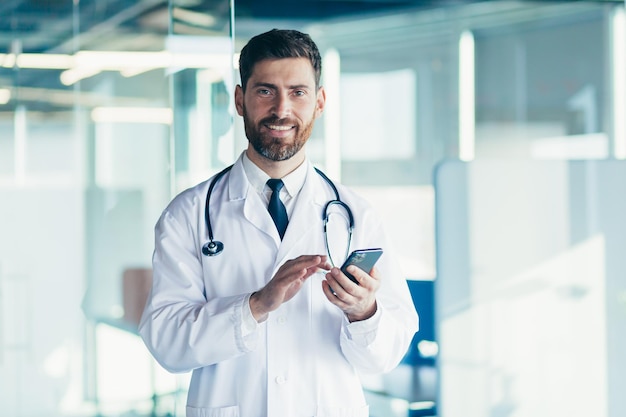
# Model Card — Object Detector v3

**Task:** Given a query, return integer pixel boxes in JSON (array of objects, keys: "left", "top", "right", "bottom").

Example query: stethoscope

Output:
[{"left": 202, "top": 164, "right": 354, "bottom": 267}]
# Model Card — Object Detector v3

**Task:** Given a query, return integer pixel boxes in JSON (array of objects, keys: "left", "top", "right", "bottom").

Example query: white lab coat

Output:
[{"left": 139, "top": 154, "right": 419, "bottom": 417}]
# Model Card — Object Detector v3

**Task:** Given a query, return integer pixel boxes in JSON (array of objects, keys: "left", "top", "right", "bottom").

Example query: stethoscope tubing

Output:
[{"left": 202, "top": 164, "right": 354, "bottom": 263}]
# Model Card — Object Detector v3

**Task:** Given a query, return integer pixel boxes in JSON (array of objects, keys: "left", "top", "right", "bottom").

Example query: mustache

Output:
[{"left": 260, "top": 116, "right": 297, "bottom": 126}]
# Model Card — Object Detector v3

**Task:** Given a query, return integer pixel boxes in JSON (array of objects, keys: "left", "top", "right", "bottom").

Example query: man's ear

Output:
[
  {"left": 315, "top": 86, "right": 326, "bottom": 118},
  {"left": 234, "top": 84, "right": 244, "bottom": 116}
]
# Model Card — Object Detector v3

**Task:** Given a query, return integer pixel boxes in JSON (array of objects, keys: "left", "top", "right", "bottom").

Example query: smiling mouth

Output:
[{"left": 266, "top": 124, "right": 294, "bottom": 131}]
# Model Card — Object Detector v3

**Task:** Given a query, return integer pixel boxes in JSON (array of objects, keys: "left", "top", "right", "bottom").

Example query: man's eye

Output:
[
  {"left": 258, "top": 89, "right": 271, "bottom": 95},
  {"left": 294, "top": 90, "right": 305, "bottom": 96}
]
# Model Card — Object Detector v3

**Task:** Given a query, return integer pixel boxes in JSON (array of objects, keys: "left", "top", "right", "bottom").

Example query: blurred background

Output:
[{"left": 1, "top": 0, "right": 625, "bottom": 416}]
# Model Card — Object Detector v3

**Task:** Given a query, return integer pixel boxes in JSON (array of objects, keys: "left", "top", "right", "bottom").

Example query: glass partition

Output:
[
  {"left": 0, "top": 1, "right": 234, "bottom": 416},
  {"left": 474, "top": 4, "right": 609, "bottom": 160},
  {"left": 435, "top": 159, "right": 626, "bottom": 417},
  {"left": 1, "top": 1, "right": 624, "bottom": 416},
  {"left": 169, "top": 0, "right": 235, "bottom": 191},
  {"left": 308, "top": 3, "right": 619, "bottom": 415},
  {"left": 308, "top": 0, "right": 620, "bottom": 287}
]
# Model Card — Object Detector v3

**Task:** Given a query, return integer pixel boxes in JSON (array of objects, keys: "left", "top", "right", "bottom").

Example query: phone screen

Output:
[{"left": 340, "top": 248, "right": 383, "bottom": 284}]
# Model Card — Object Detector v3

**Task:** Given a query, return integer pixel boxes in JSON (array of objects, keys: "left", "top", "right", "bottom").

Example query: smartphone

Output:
[{"left": 340, "top": 248, "right": 383, "bottom": 284}]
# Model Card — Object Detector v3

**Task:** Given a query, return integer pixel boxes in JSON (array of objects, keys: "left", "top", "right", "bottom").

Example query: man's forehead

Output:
[{"left": 250, "top": 57, "right": 315, "bottom": 77}]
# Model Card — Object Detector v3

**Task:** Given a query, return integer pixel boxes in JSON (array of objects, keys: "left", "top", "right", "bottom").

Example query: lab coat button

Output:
[
  {"left": 277, "top": 316, "right": 287, "bottom": 324},
  {"left": 275, "top": 375, "right": 287, "bottom": 384}
]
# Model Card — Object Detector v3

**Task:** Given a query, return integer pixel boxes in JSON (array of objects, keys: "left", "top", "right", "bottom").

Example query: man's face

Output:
[{"left": 235, "top": 57, "right": 325, "bottom": 162}]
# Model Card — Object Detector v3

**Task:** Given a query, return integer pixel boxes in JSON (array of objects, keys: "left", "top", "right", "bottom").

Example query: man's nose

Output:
[{"left": 271, "top": 94, "right": 292, "bottom": 119}]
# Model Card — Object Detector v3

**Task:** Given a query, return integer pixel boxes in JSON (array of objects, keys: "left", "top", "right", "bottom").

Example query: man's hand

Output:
[
  {"left": 250, "top": 255, "right": 332, "bottom": 322},
  {"left": 322, "top": 265, "right": 381, "bottom": 322}
]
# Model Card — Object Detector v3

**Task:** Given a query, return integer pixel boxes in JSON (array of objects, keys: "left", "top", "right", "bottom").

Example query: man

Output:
[{"left": 139, "top": 29, "right": 419, "bottom": 417}]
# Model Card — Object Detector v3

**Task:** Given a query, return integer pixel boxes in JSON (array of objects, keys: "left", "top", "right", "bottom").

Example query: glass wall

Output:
[
  {"left": 307, "top": 1, "right": 623, "bottom": 285},
  {"left": 302, "top": 2, "right": 623, "bottom": 415},
  {"left": 1, "top": 1, "right": 624, "bottom": 416},
  {"left": 474, "top": 4, "right": 609, "bottom": 159},
  {"left": 0, "top": 1, "right": 234, "bottom": 416},
  {"left": 435, "top": 159, "right": 626, "bottom": 417}
]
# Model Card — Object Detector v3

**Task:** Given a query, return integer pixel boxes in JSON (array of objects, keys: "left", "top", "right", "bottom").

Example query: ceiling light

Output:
[
  {"left": 91, "top": 107, "right": 173, "bottom": 124},
  {"left": 60, "top": 68, "right": 102, "bottom": 86},
  {"left": 74, "top": 50, "right": 170, "bottom": 70},
  {"left": 1, "top": 53, "right": 16, "bottom": 68},
  {"left": 459, "top": 30, "right": 475, "bottom": 162},
  {"left": 613, "top": 6, "right": 626, "bottom": 159},
  {"left": 119, "top": 67, "right": 154, "bottom": 78},
  {"left": 0, "top": 48, "right": 232, "bottom": 85},
  {"left": 172, "top": 7, "right": 216, "bottom": 27},
  {"left": 0, "top": 88, "right": 10, "bottom": 104},
  {"left": 16, "top": 53, "right": 73, "bottom": 69}
]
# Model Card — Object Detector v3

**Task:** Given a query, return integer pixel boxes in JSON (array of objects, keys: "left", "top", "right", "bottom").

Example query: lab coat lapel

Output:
[{"left": 229, "top": 159, "right": 282, "bottom": 247}]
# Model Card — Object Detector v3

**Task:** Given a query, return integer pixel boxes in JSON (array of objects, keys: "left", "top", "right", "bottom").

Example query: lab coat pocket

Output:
[
  {"left": 315, "top": 405, "right": 369, "bottom": 417},
  {"left": 186, "top": 405, "right": 239, "bottom": 417}
]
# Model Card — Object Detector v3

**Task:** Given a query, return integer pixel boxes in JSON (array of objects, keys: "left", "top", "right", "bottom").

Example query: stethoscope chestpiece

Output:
[{"left": 202, "top": 240, "right": 224, "bottom": 256}]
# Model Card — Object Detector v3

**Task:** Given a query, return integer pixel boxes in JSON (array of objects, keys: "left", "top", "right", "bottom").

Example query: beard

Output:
[{"left": 243, "top": 106, "right": 316, "bottom": 162}]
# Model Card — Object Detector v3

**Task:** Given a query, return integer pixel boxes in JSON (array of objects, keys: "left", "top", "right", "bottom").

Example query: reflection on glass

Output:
[
  {"left": 1, "top": 1, "right": 623, "bottom": 416},
  {"left": 474, "top": 5, "right": 610, "bottom": 160},
  {"left": 0, "top": 1, "right": 233, "bottom": 416},
  {"left": 435, "top": 159, "right": 626, "bottom": 417}
]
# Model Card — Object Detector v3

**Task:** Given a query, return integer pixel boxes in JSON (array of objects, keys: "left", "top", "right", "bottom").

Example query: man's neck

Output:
[{"left": 245, "top": 147, "right": 306, "bottom": 179}]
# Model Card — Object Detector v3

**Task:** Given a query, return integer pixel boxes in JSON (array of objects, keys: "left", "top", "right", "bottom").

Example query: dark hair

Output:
[{"left": 238, "top": 29, "right": 322, "bottom": 91}]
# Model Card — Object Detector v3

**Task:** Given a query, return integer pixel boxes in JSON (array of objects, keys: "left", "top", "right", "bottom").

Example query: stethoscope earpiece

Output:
[{"left": 202, "top": 240, "right": 224, "bottom": 256}]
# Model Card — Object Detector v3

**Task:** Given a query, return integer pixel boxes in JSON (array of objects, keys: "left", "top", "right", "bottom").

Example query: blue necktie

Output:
[{"left": 267, "top": 179, "right": 288, "bottom": 239}]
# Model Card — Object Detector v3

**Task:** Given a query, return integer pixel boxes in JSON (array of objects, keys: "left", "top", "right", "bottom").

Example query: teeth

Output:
[{"left": 268, "top": 125, "right": 292, "bottom": 131}]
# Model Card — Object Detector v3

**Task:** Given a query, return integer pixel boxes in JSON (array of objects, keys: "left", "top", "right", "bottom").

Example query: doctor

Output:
[{"left": 139, "top": 29, "right": 419, "bottom": 417}]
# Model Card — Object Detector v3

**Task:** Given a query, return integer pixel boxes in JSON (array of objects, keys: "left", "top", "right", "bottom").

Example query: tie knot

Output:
[{"left": 267, "top": 178, "right": 284, "bottom": 193}]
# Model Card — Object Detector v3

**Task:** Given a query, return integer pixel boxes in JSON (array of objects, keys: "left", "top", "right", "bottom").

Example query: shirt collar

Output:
[{"left": 241, "top": 151, "right": 308, "bottom": 198}]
